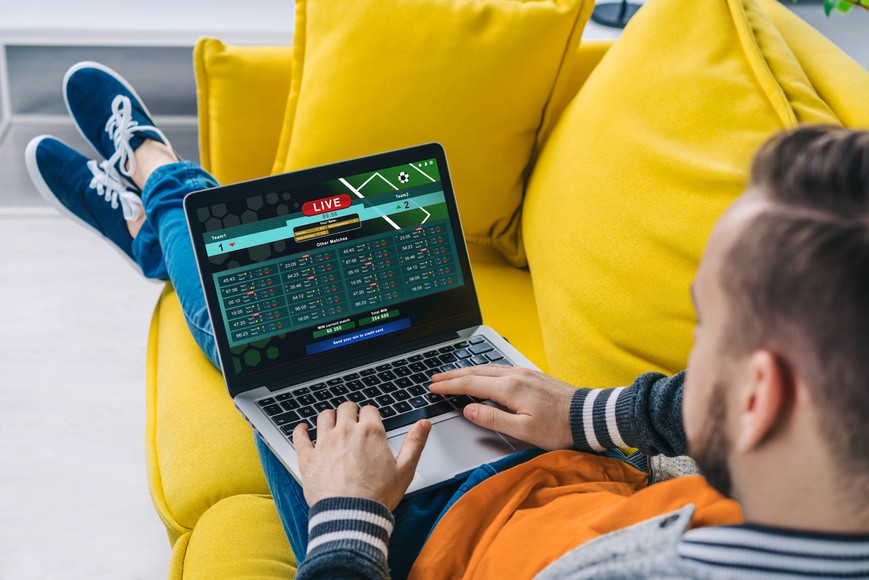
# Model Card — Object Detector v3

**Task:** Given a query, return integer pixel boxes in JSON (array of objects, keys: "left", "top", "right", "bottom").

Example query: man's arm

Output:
[
  {"left": 292, "top": 403, "right": 431, "bottom": 580},
  {"left": 569, "top": 371, "right": 687, "bottom": 457},
  {"left": 296, "top": 497, "right": 394, "bottom": 580},
  {"left": 429, "top": 366, "right": 687, "bottom": 456}
]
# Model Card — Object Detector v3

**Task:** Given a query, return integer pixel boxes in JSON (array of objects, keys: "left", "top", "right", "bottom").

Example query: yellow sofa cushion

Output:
[
  {"left": 177, "top": 495, "right": 295, "bottom": 579},
  {"left": 192, "top": 37, "right": 612, "bottom": 193},
  {"left": 271, "top": 0, "right": 594, "bottom": 267},
  {"left": 146, "top": 285, "right": 269, "bottom": 543},
  {"left": 466, "top": 243, "right": 547, "bottom": 373},
  {"left": 759, "top": 0, "right": 869, "bottom": 128},
  {"left": 523, "top": 0, "right": 847, "bottom": 388},
  {"left": 193, "top": 39, "right": 293, "bottom": 185}
]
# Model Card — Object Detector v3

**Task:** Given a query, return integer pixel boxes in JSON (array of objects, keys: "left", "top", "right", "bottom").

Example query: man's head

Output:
[{"left": 683, "top": 126, "right": 869, "bottom": 521}]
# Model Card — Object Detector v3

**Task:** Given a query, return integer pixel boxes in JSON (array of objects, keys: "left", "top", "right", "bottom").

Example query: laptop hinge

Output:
[{"left": 264, "top": 330, "right": 464, "bottom": 392}]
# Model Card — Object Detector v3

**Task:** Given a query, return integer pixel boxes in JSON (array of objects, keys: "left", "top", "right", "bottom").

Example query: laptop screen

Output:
[{"left": 185, "top": 144, "right": 481, "bottom": 392}]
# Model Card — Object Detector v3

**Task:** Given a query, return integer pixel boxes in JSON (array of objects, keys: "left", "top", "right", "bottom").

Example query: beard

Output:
[{"left": 691, "top": 383, "right": 734, "bottom": 498}]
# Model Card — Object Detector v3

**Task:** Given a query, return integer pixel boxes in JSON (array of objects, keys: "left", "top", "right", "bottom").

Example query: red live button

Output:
[{"left": 302, "top": 194, "right": 352, "bottom": 216}]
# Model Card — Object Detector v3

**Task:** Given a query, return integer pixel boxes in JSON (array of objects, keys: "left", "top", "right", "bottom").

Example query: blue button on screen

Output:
[{"left": 305, "top": 318, "right": 412, "bottom": 355}]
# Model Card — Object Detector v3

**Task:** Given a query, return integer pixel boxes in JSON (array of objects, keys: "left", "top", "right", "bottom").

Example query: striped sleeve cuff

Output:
[
  {"left": 307, "top": 497, "right": 395, "bottom": 566},
  {"left": 569, "top": 386, "right": 637, "bottom": 452}
]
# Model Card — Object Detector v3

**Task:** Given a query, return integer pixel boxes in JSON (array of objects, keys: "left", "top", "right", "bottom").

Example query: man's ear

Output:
[{"left": 736, "top": 350, "right": 792, "bottom": 453}]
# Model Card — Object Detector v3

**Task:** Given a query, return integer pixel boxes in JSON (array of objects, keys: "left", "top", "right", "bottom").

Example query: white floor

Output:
[{"left": 0, "top": 211, "right": 168, "bottom": 580}]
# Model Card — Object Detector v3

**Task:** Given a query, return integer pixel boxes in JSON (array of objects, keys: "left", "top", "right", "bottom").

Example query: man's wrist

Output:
[
  {"left": 569, "top": 386, "right": 637, "bottom": 452},
  {"left": 307, "top": 496, "right": 395, "bottom": 564}
]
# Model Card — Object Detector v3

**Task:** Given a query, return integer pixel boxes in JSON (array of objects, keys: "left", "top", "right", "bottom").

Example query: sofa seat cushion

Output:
[
  {"left": 146, "top": 285, "right": 269, "bottom": 543},
  {"left": 466, "top": 242, "right": 548, "bottom": 372},
  {"left": 176, "top": 495, "right": 295, "bottom": 579},
  {"left": 523, "top": 0, "right": 849, "bottom": 388}
]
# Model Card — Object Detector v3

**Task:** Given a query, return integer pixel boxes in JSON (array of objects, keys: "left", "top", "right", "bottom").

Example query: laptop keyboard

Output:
[{"left": 255, "top": 336, "right": 511, "bottom": 444}]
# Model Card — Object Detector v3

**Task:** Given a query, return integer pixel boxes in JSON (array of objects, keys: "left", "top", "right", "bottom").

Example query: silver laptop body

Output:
[{"left": 184, "top": 143, "right": 535, "bottom": 494}]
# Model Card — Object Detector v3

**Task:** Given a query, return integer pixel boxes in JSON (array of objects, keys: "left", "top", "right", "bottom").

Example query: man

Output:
[
  {"left": 292, "top": 126, "right": 869, "bottom": 578},
  {"left": 28, "top": 62, "right": 869, "bottom": 578}
]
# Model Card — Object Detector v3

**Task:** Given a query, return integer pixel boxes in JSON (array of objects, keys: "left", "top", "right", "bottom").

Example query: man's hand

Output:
[
  {"left": 430, "top": 365, "right": 575, "bottom": 451},
  {"left": 293, "top": 402, "right": 431, "bottom": 511}
]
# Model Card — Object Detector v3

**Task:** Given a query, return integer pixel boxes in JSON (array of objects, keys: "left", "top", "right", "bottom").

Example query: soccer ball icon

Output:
[{"left": 398, "top": 171, "right": 410, "bottom": 184}]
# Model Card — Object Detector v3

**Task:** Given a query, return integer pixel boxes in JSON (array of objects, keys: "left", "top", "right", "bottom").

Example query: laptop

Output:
[{"left": 184, "top": 143, "right": 536, "bottom": 494}]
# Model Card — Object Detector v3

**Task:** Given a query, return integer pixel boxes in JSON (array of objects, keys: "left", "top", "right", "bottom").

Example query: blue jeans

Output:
[
  {"left": 139, "top": 161, "right": 221, "bottom": 367},
  {"left": 138, "top": 161, "right": 543, "bottom": 577}
]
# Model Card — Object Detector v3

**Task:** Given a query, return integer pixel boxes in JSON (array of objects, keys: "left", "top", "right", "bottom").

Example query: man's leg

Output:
[
  {"left": 46, "top": 61, "right": 218, "bottom": 365},
  {"left": 134, "top": 143, "right": 222, "bottom": 367}
]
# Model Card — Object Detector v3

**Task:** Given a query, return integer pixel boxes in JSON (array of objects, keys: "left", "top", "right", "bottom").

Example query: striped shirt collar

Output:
[{"left": 679, "top": 524, "right": 869, "bottom": 578}]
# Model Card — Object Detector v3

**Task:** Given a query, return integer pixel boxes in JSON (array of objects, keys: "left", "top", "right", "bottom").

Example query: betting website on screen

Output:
[{"left": 195, "top": 157, "right": 467, "bottom": 378}]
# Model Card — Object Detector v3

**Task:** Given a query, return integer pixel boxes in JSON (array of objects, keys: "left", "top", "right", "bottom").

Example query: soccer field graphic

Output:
[
  {"left": 198, "top": 157, "right": 467, "bottom": 372},
  {"left": 327, "top": 157, "right": 445, "bottom": 231}
]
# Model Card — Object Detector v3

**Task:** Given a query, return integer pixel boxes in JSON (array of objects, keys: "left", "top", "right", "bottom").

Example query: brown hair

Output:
[{"left": 721, "top": 126, "right": 869, "bottom": 470}]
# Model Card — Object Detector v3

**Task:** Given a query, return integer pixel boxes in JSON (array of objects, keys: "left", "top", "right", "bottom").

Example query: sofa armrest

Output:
[{"left": 193, "top": 38, "right": 293, "bottom": 184}]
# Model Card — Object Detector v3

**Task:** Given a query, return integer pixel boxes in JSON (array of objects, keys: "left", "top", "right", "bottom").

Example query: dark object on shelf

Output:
[{"left": 590, "top": 0, "right": 643, "bottom": 28}]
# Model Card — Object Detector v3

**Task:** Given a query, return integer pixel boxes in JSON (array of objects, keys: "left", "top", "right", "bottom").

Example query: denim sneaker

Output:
[
  {"left": 63, "top": 61, "right": 175, "bottom": 184},
  {"left": 25, "top": 135, "right": 143, "bottom": 271}
]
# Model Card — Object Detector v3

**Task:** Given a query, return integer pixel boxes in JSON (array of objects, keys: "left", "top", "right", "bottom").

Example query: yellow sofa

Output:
[
  {"left": 147, "top": 41, "right": 595, "bottom": 577},
  {"left": 145, "top": 0, "right": 869, "bottom": 577}
]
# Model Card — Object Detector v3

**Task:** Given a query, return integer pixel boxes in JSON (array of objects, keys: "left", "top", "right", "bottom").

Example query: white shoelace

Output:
[
  {"left": 104, "top": 94, "right": 172, "bottom": 178},
  {"left": 87, "top": 159, "right": 143, "bottom": 221}
]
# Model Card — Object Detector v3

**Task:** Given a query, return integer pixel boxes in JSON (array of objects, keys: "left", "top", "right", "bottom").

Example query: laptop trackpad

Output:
[{"left": 388, "top": 417, "right": 518, "bottom": 482}]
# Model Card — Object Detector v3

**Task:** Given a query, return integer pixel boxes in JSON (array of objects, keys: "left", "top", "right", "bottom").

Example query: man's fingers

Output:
[
  {"left": 293, "top": 423, "right": 315, "bottom": 458},
  {"left": 336, "top": 401, "right": 359, "bottom": 424},
  {"left": 359, "top": 404, "right": 387, "bottom": 433},
  {"left": 464, "top": 402, "right": 524, "bottom": 437},
  {"left": 316, "top": 409, "right": 336, "bottom": 431},
  {"left": 432, "top": 363, "right": 517, "bottom": 382},
  {"left": 429, "top": 374, "right": 515, "bottom": 405},
  {"left": 395, "top": 419, "right": 431, "bottom": 480}
]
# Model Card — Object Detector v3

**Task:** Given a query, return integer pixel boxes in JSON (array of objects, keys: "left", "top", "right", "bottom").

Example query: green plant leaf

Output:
[{"left": 791, "top": 0, "right": 865, "bottom": 19}]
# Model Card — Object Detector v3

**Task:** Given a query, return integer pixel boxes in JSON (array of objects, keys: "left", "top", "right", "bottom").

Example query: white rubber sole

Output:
[{"left": 24, "top": 134, "right": 147, "bottom": 277}]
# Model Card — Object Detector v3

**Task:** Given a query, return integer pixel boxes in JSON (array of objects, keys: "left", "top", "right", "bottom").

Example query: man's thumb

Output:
[{"left": 396, "top": 419, "right": 432, "bottom": 477}]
